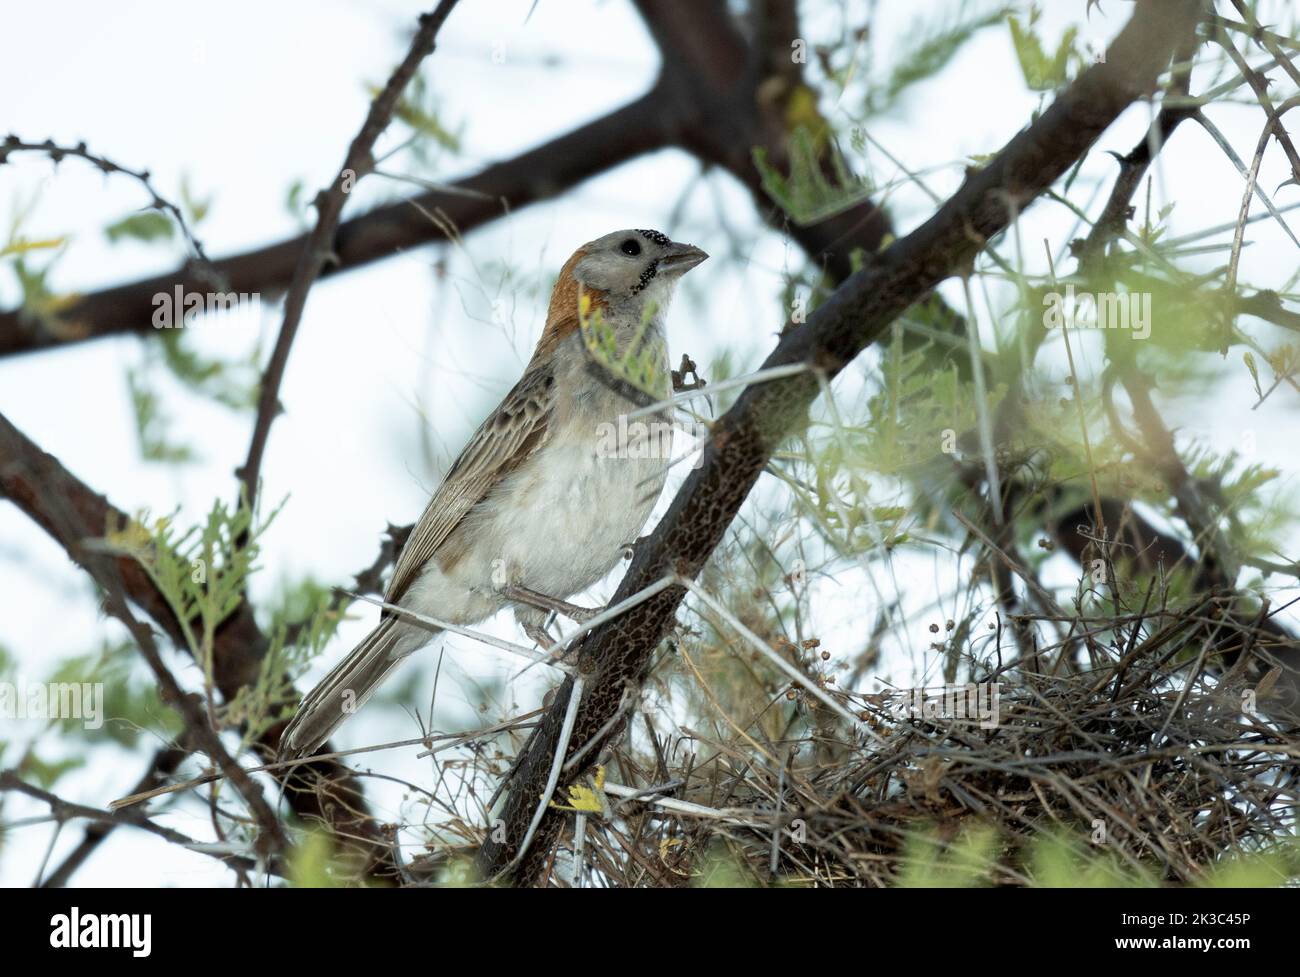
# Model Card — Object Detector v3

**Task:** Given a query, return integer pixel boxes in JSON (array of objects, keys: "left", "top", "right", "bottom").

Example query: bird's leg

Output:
[
  {"left": 500, "top": 584, "right": 601, "bottom": 624},
  {"left": 521, "top": 620, "right": 557, "bottom": 651}
]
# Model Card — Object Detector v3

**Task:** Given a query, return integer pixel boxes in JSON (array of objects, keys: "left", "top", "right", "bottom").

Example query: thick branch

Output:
[
  {"left": 0, "top": 91, "right": 675, "bottom": 359},
  {"left": 636, "top": 0, "right": 891, "bottom": 279},
  {"left": 0, "top": 410, "right": 393, "bottom": 875}
]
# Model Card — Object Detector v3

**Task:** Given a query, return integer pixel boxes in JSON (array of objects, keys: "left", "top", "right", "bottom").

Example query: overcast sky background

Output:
[{"left": 2, "top": 0, "right": 1298, "bottom": 885}]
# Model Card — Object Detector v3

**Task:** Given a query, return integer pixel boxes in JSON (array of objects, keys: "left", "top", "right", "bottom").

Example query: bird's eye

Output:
[{"left": 620, "top": 239, "right": 641, "bottom": 256}]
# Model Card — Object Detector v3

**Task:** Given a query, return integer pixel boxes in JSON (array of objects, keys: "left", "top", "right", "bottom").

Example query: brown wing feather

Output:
[
  {"left": 384, "top": 248, "right": 607, "bottom": 608},
  {"left": 384, "top": 363, "right": 555, "bottom": 606}
]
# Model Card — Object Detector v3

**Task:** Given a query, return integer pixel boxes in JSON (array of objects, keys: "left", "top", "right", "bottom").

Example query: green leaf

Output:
[
  {"left": 179, "top": 174, "right": 212, "bottom": 225},
  {"left": 285, "top": 178, "right": 309, "bottom": 225},
  {"left": 382, "top": 71, "right": 462, "bottom": 153},
  {"left": 21, "top": 751, "right": 85, "bottom": 791},
  {"left": 866, "top": 5, "right": 1009, "bottom": 115},
  {"left": 1199, "top": 843, "right": 1300, "bottom": 887},
  {"left": 289, "top": 831, "right": 344, "bottom": 888},
  {"left": 9, "top": 253, "right": 79, "bottom": 326},
  {"left": 98, "top": 495, "right": 304, "bottom": 746},
  {"left": 127, "top": 368, "right": 196, "bottom": 463},
  {"left": 104, "top": 211, "right": 174, "bottom": 245},
  {"left": 0, "top": 235, "right": 69, "bottom": 258},
  {"left": 157, "top": 329, "right": 260, "bottom": 411},
  {"left": 897, "top": 825, "right": 998, "bottom": 887},
  {"left": 1243, "top": 350, "right": 1263, "bottom": 399},
  {"left": 1028, "top": 832, "right": 1157, "bottom": 887},
  {"left": 753, "top": 127, "right": 874, "bottom": 226},
  {"left": 1008, "top": 7, "right": 1078, "bottom": 91}
]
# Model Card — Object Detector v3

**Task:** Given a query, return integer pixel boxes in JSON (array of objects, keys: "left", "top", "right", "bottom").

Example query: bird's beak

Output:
[{"left": 658, "top": 241, "right": 709, "bottom": 275}]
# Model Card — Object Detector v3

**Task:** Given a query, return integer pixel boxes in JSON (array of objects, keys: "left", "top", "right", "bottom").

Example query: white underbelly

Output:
[
  {"left": 403, "top": 324, "right": 673, "bottom": 628},
  {"left": 491, "top": 439, "right": 667, "bottom": 597},
  {"left": 401, "top": 437, "right": 669, "bottom": 628}
]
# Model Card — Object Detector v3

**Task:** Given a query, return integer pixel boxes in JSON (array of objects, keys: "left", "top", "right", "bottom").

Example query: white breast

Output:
[
  {"left": 496, "top": 428, "right": 668, "bottom": 598},
  {"left": 403, "top": 328, "right": 673, "bottom": 629}
]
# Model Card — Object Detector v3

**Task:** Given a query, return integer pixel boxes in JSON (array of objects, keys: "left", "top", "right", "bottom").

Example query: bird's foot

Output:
[
  {"left": 522, "top": 620, "right": 557, "bottom": 651},
  {"left": 501, "top": 584, "right": 601, "bottom": 624},
  {"left": 522, "top": 622, "right": 589, "bottom": 674}
]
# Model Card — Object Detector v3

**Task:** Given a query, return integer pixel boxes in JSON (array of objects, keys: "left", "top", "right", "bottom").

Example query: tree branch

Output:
[
  {"left": 39, "top": 745, "right": 188, "bottom": 887},
  {"left": 636, "top": 0, "right": 892, "bottom": 280},
  {"left": 0, "top": 409, "right": 394, "bottom": 876},
  {"left": 0, "top": 91, "right": 675, "bottom": 359},
  {"left": 237, "top": 0, "right": 461, "bottom": 510},
  {"left": 0, "top": 768, "right": 283, "bottom": 881}
]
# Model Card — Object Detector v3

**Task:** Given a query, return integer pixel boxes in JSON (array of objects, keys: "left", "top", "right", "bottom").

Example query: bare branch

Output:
[
  {"left": 0, "top": 136, "right": 218, "bottom": 277},
  {"left": 0, "top": 768, "right": 283, "bottom": 880},
  {"left": 0, "top": 92, "right": 676, "bottom": 359},
  {"left": 238, "top": 0, "right": 462, "bottom": 510},
  {"left": 38, "top": 746, "right": 188, "bottom": 887}
]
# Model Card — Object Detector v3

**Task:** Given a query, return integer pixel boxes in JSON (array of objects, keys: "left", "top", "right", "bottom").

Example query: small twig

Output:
[
  {"left": 41, "top": 745, "right": 188, "bottom": 887},
  {"left": 99, "top": 582, "right": 289, "bottom": 855},
  {"left": 952, "top": 510, "right": 1069, "bottom": 620},
  {"left": 0, "top": 769, "right": 278, "bottom": 877},
  {"left": 113, "top": 713, "right": 538, "bottom": 810},
  {"left": 339, "top": 589, "right": 572, "bottom": 673},
  {"left": 571, "top": 813, "right": 587, "bottom": 888},
  {"left": 624, "top": 362, "right": 812, "bottom": 420},
  {"left": 237, "top": 0, "right": 461, "bottom": 511},
  {"left": 0, "top": 135, "right": 219, "bottom": 281},
  {"left": 601, "top": 782, "right": 762, "bottom": 826},
  {"left": 1191, "top": 111, "right": 1300, "bottom": 252},
  {"left": 562, "top": 686, "right": 636, "bottom": 774},
  {"left": 676, "top": 575, "right": 877, "bottom": 738},
  {"left": 490, "top": 675, "right": 585, "bottom": 883}
]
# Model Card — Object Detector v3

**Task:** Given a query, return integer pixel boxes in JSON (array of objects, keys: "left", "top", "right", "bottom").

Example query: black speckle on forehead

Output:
[{"left": 636, "top": 229, "right": 670, "bottom": 247}]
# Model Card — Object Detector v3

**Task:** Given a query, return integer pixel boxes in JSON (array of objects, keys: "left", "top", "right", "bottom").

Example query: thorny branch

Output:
[
  {"left": 0, "top": 136, "right": 218, "bottom": 280},
  {"left": 237, "top": 0, "right": 462, "bottom": 512}
]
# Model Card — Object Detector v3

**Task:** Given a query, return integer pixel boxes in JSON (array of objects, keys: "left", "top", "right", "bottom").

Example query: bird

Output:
[{"left": 280, "top": 229, "right": 708, "bottom": 758}]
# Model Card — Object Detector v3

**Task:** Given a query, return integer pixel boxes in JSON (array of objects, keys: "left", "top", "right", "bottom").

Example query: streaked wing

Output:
[{"left": 384, "top": 364, "right": 554, "bottom": 606}]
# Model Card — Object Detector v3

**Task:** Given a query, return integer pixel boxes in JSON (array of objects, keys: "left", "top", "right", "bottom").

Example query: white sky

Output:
[{"left": 2, "top": 0, "right": 1298, "bottom": 885}]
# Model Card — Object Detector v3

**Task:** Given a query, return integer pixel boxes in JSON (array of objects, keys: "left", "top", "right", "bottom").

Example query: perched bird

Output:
[{"left": 280, "top": 229, "right": 707, "bottom": 757}]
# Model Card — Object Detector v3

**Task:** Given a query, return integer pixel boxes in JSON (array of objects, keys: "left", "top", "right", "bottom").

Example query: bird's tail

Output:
[{"left": 280, "top": 617, "right": 429, "bottom": 759}]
